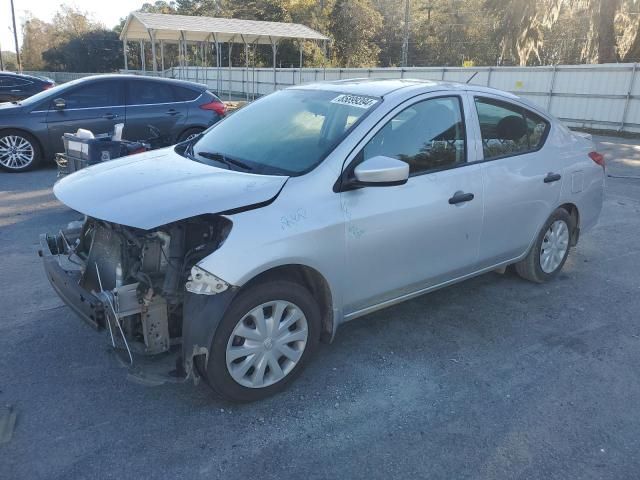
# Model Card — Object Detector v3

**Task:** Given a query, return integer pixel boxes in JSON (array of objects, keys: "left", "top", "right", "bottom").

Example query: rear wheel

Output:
[
  {"left": 515, "top": 208, "right": 573, "bottom": 283},
  {"left": 0, "top": 130, "right": 41, "bottom": 172},
  {"left": 200, "top": 280, "right": 321, "bottom": 402},
  {"left": 177, "top": 127, "right": 204, "bottom": 143}
]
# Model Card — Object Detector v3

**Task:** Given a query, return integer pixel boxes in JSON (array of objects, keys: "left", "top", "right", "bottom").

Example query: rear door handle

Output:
[
  {"left": 544, "top": 172, "right": 562, "bottom": 183},
  {"left": 102, "top": 113, "right": 118, "bottom": 120},
  {"left": 165, "top": 109, "right": 180, "bottom": 116},
  {"left": 448, "top": 191, "right": 475, "bottom": 205}
]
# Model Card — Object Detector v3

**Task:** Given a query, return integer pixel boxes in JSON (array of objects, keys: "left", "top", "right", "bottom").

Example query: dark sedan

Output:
[
  {"left": 0, "top": 72, "right": 55, "bottom": 102},
  {"left": 0, "top": 75, "right": 227, "bottom": 172}
]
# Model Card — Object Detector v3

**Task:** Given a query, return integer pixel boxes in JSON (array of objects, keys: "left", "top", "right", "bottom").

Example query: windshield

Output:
[
  {"left": 187, "top": 89, "right": 380, "bottom": 176},
  {"left": 17, "top": 77, "right": 85, "bottom": 106}
]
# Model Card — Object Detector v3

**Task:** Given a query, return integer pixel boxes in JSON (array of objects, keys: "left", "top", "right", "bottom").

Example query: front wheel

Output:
[
  {"left": 515, "top": 208, "right": 573, "bottom": 283},
  {"left": 199, "top": 280, "right": 321, "bottom": 402},
  {"left": 0, "top": 130, "right": 42, "bottom": 172}
]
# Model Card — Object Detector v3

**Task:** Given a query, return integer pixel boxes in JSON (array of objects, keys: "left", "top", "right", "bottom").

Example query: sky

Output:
[{"left": 1, "top": 0, "right": 147, "bottom": 53}]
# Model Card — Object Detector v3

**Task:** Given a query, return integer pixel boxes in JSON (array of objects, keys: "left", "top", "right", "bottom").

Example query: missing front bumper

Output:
[{"left": 39, "top": 234, "right": 105, "bottom": 329}]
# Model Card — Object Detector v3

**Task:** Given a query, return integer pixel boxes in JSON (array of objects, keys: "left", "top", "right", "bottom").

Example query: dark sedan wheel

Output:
[{"left": 0, "top": 130, "right": 41, "bottom": 172}]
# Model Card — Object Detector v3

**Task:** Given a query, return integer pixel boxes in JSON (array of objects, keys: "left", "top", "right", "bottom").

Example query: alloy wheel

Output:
[
  {"left": 226, "top": 300, "right": 308, "bottom": 388},
  {"left": 540, "top": 219, "right": 569, "bottom": 273},
  {"left": 0, "top": 135, "right": 35, "bottom": 170}
]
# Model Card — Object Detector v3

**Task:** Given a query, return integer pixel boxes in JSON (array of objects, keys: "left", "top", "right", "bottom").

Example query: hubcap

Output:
[
  {"left": 0, "top": 135, "right": 34, "bottom": 169},
  {"left": 540, "top": 220, "right": 569, "bottom": 273},
  {"left": 226, "top": 300, "right": 308, "bottom": 389}
]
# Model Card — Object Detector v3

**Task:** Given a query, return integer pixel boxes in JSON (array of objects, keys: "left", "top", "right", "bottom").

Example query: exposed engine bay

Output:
[{"left": 41, "top": 215, "right": 232, "bottom": 365}]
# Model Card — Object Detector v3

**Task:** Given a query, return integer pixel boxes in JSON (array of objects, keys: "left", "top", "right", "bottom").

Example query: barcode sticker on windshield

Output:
[{"left": 331, "top": 94, "right": 378, "bottom": 109}]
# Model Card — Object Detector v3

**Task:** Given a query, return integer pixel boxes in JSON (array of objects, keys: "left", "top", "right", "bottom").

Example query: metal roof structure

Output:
[
  {"left": 120, "top": 11, "right": 329, "bottom": 44},
  {"left": 120, "top": 11, "right": 329, "bottom": 100}
]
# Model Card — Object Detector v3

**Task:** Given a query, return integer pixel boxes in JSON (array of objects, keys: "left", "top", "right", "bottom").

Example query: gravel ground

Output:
[{"left": 1, "top": 136, "right": 639, "bottom": 479}]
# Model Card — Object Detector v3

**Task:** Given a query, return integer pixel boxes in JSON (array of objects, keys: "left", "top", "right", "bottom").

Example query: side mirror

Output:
[
  {"left": 53, "top": 98, "right": 66, "bottom": 110},
  {"left": 353, "top": 155, "right": 409, "bottom": 187}
]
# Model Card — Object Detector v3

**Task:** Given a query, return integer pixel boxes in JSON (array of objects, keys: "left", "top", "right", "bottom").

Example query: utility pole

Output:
[
  {"left": 10, "top": 0, "right": 22, "bottom": 71},
  {"left": 401, "top": 0, "right": 410, "bottom": 67}
]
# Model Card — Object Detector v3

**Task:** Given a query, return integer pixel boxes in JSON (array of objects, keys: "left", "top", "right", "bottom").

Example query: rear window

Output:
[
  {"left": 173, "top": 86, "right": 201, "bottom": 101},
  {"left": 475, "top": 97, "right": 549, "bottom": 160},
  {"left": 128, "top": 80, "right": 175, "bottom": 105},
  {"left": 0, "top": 76, "right": 32, "bottom": 87}
]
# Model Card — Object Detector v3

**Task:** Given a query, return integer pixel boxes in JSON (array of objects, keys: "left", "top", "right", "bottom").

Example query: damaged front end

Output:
[{"left": 39, "top": 214, "right": 233, "bottom": 380}]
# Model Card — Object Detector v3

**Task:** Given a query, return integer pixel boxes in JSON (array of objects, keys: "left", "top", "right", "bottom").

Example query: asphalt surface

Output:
[{"left": 1, "top": 136, "right": 639, "bottom": 479}]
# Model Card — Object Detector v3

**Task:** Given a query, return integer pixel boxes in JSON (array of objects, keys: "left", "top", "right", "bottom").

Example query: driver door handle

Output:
[
  {"left": 449, "top": 192, "right": 475, "bottom": 205},
  {"left": 102, "top": 113, "right": 118, "bottom": 120},
  {"left": 544, "top": 172, "right": 562, "bottom": 183}
]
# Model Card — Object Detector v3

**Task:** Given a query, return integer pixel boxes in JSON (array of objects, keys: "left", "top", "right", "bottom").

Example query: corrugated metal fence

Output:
[{"left": 24, "top": 63, "right": 640, "bottom": 133}]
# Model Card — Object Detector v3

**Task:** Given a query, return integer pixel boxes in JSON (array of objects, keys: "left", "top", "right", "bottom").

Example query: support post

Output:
[
  {"left": 546, "top": 65, "right": 557, "bottom": 110},
  {"left": 299, "top": 41, "right": 303, "bottom": 84},
  {"left": 241, "top": 35, "right": 249, "bottom": 100},
  {"left": 180, "top": 31, "right": 187, "bottom": 80},
  {"left": 487, "top": 66, "right": 492, "bottom": 87},
  {"left": 228, "top": 40, "right": 234, "bottom": 100},
  {"left": 160, "top": 40, "right": 165, "bottom": 72},
  {"left": 148, "top": 30, "right": 157, "bottom": 73},
  {"left": 123, "top": 37, "right": 128, "bottom": 71},
  {"left": 270, "top": 36, "right": 278, "bottom": 93},
  {"left": 140, "top": 40, "right": 145, "bottom": 73},
  {"left": 620, "top": 62, "right": 638, "bottom": 132}
]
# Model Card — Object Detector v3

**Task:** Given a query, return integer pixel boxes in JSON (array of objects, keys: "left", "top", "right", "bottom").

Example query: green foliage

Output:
[
  {"left": 42, "top": 30, "right": 122, "bottom": 73},
  {"left": 330, "top": 0, "right": 383, "bottom": 67},
  {"left": 1, "top": 51, "right": 18, "bottom": 71},
  {"left": 16, "top": 0, "right": 640, "bottom": 73}
]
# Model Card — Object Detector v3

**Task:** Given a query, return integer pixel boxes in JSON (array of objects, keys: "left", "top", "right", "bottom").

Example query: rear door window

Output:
[
  {"left": 58, "top": 81, "right": 123, "bottom": 109},
  {"left": 173, "top": 85, "right": 200, "bottom": 101},
  {"left": 474, "top": 97, "right": 549, "bottom": 160},
  {"left": 127, "top": 80, "right": 175, "bottom": 105}
]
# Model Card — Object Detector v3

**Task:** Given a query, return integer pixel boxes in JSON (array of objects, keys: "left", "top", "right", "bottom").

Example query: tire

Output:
[
  {"left": 0, "top": 130, "right": 42, "bottom": 172},
  {"left": 200, "top": 280, "right": 321, "bottom": 402},
  {"left": 515, "top": 208, "right": 573, "bottom": 283},
  {"left": 176, "top": 127, "right": 204, "bottom": 143}
]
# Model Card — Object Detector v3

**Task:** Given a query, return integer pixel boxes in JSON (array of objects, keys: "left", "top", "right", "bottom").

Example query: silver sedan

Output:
[{"left": 42, "top": 79, "right": 604, "bottom": 401}]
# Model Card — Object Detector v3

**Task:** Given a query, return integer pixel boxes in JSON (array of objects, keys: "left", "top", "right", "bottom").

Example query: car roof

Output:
[
  {"left": 0, "top": 71, "right": 49, "bottom": 82},
  {"left": 292, "top": 77, "right": 521, "bottom": 100},
  {"left": 62, "top": 74, "right": 208, "bottom": 90}
]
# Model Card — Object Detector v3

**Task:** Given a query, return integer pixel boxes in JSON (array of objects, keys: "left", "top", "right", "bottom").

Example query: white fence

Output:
[
  {"left": 24, "top": 63, "right": 640, "bottom": 133},
  {"left": 165, "top": 63, "right": 640, "bottom": 134}
]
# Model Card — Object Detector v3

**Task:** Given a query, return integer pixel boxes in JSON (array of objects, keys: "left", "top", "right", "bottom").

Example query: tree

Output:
[
  {"left": 42, "top": 30, "right": 122, "bottom": 72},
  {"left": 21, "top": 16, "right": 53, "bottom": 70},
  {"left": 330, "top": 0, "right": 383, "bottom": 67},
  {"left": 1, "top": 51, "right": 18, "bottom": 71}
]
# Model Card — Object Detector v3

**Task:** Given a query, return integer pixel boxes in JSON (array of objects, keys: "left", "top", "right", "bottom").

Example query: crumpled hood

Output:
[{"left": 53, "top": 148, "right": 288, "bottom": 229}]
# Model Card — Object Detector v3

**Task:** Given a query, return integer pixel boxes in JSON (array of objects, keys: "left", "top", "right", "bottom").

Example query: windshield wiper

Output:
[{"left": 197, "top": 151, "right": 253, "bottom": 171}]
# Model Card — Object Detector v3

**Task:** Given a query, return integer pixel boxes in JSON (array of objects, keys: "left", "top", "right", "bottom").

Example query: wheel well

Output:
[
  {"left": 242, "top": 265, "right": 334, "bottom": 343},
  {"left": 559, "top": 203, "right": 580, "bottom": 245}
]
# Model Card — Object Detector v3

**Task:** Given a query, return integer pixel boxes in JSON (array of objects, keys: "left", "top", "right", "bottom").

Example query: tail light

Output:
[
  {"left": 43, "top": 83, "right": 54, "bottom": 91},
  {"left": 200, "top": 100, "right": 227, "bottom": 116},
  {"left": 589, "top": 151, "right": 605, "bottom": 169}
]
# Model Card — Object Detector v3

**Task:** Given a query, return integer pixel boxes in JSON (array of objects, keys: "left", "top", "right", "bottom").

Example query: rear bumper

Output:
[{"left": 38, "top": 234, "right": 105, "bottom": 330}]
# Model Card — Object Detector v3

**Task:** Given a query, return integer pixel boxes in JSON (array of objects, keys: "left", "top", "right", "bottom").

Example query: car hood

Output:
[
  {"left": 0, "top": 102, "right": 22, "bottom": 113},
  {"left": 53, "top": 148, "right": 289, "bottom": 230}
]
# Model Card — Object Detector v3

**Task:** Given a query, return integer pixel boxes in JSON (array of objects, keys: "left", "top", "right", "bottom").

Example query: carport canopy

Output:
[{"left": 120, "top": 11, "right": 330, "bottom": 45}]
